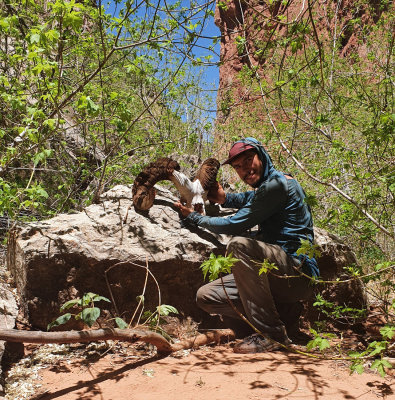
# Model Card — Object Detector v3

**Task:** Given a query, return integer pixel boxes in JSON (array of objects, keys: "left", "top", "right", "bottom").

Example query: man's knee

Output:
[
  {"left": 227, "top": 236, "right": 250, "bottom": 256},
  {"left": 196, "top": 285, "right": 212, "bottom": 312}
]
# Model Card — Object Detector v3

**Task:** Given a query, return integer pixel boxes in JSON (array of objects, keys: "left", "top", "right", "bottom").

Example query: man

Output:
[{"left": 175, "top": 137, "right": 319, "bottom": 353}]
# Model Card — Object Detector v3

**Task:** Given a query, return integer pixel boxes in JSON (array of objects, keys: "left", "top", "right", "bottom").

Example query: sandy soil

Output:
[{"left": 21, "top": 341, "right": 394, "bottom": 400}]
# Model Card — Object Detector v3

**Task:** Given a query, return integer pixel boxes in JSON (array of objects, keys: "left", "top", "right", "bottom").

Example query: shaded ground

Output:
[{"left": 8, "top": 341, "right": 394, "bottom": 400}]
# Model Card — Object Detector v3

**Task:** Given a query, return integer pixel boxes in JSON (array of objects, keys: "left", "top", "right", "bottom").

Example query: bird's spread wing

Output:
[{"left": 171, "top": 170, "right": 194, "bottom": 204}]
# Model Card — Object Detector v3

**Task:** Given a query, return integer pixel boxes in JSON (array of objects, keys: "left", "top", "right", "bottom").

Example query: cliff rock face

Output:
[
  {"left": 214, "top": 0, "right": 388, "bottom": 123},
  {"left": 6, "top": 185, "right": 366, "bottom": 331}
]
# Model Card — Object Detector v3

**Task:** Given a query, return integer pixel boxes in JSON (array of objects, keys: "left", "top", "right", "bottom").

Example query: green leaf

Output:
[
  {"left": 142, "top": 310, "right": 153, "bottom": 320},
  {"left": 380, "top": 325, "right": 395, "bottom": 340},
  {"left": 33, "top": 149, "right": 52, "bottom": 166},
  {"left": 81, "top": 307, "right": 101, "bottom": 327},
  {"left": 43, "top": 119, "right": 57, "bottom": 130},
  {"left": 60, "top": 298, "right": 82, "bottom": 311},
  {"left": 81, "top": 292, "right": 108, "bottom": 305},
  {"left": 348, "top": 351, "right": 363, "bottom": 358},
  {"left": 296, "top": 239, "right": 321, "bottom": 259},
  {"left": 47, "top": 313, "right": 72, "bottom": 330},
  {"left": 35, "top": 187, "right": 49, "bottom": 199},
  {"left": 306, "top": 333, "right": 332, "bottom": 352},
  {"left": 30, "top": 33, "right": 40, "bottom": 44},
  {"left": 63, "top": 11, "right": 83, "bottom": 32},
  {"left": 258, "top": 259, "right": 279, "bottom": 275},
  {"left": 115, "top": 317, "right": 129, "bottom": 329},
  {"left": 200, "top": 253, "right": 239, "bottom": 281},
  {"left": 235, "top": 36, "right": 247, "bottom": 55},
  {"left": 156, "top": 304, "right": 178, "bottom": 316},
  {"left": 371, "top": 359, "right": 392, "bottom": 377},
  {"left": 45, "top": 29, "right": 60, "bottom": 42},
  {"left": 0, "top": 17, "right": 10, "bottom": 32},
  {"left": 319, "top": 338, "right": 330, "bottom": 351},
  {"left": 92, "top": 295, "right": 111, "bottom": 303},
  {"left": 184, "top": 31, "right": 196, "bottom": 44},
  {"left": 77, "top": 96, "right": 99, "bottom": 115},
  {"left": 306, "top": 338, "right": 318, "bottom": 351},
  {"left": 86, "top": 97, "right": 99, "bottom": 115},
  {"left": 380, "top": 359, "right": 393, "bottom": 369},
  {"left": 350, "top": 361, "right": 364, "bottom": 375},
  {"left": 367, "top": 341, "right": 387, "bottom": 357},
  {"left": 218, "top": 1, "right": 228, "bottom": 10}
]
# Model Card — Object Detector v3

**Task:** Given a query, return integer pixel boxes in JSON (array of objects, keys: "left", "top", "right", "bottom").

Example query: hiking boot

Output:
[{"left": 233, "top": 333, "right": 288, "bottom": 354}]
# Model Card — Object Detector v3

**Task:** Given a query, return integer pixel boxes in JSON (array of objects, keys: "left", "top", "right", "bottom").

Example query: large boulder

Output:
[
  {"left": 6, "top": 185, "right": 366, "bottom": 331},
  {"left": 7, "top": 185, "right": 227, "bottom": 330},
  {"left": 0, "top": 283, "right": 19, "bottom": 399},
  {"left": 309, "top": 228, "right": 367, "bottom": 327}
]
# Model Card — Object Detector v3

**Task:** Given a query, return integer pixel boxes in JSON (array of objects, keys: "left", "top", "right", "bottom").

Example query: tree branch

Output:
[{"left": 0, "top": 328, "right": 235, "bottom": 355}]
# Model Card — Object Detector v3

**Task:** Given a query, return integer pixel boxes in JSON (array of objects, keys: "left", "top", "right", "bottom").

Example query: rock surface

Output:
[
  {"left": 0, "top": 283, "right": 19, "bottom": 399},
  {"left": 7, "top": 185, "right": 366, "bottom": 331},
  {"left": 7, "top": 185, "right": 228, "bottom": 330},
  {"left": 214, "top": 0, "right": 388, "bottom": 121},
  {"left": 0, "top": 244, "right": 19, "bottom": 399},
  {"left": 308, "top": 228, "right": 367, "bottom": 326}
]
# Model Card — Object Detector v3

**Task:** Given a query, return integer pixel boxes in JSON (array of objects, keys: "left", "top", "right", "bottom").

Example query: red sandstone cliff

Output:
[{"left": 214, "top": 0, "right": 391, "bottom": 128}]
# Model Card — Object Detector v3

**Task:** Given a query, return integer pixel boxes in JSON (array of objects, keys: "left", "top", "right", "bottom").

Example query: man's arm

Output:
[
  {"left": 174, "top": 185, "right": 255, "bottom": 219},
  {"left": 207, "top": 182, "right": 226, "bottom": 204},
  {"left": 221, "top": 191, "right": 255, "bottom": 209},
  {"left": 183, "top": 178, "right": 287, "bottom": 235},
  {"left": 207, "top": 182, "right": 255, "bottom": 209}
]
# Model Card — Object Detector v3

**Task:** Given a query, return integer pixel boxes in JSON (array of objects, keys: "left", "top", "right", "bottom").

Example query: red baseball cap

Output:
[{"left": 222, "top": 142, "right": 255, "bottom": 165}]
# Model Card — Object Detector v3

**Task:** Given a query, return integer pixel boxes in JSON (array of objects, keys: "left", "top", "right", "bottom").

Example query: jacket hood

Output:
[{"left": 234, "top": 137, "right": 278, "bottom": 186}]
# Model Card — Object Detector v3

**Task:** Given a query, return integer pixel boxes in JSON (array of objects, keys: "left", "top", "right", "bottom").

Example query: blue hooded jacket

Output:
[{"left": 185, "top": 137, "right": 319, "bottom": 277}]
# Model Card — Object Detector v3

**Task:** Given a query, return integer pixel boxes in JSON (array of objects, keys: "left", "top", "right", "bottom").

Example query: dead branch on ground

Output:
[{"left": 0, "top": 328, "right": 235, "bottom": 355}]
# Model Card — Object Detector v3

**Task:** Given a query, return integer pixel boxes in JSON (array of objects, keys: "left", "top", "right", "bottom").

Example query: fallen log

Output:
[{"left": 0, "top": 328, "right": 235, "bottom": 355}]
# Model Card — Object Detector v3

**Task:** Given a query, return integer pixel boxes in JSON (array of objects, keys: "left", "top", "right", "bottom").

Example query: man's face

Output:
[{"left": 231, "top": 149, "right": 263, "bottom": 187}]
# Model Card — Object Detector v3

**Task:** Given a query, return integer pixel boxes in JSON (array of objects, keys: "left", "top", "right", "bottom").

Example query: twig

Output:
[
  {"left": 130, "top": 257, "right": 150, "bottom": 327},
  {"left": 105, "top": 260, "right": 161, "bottom": 327}
]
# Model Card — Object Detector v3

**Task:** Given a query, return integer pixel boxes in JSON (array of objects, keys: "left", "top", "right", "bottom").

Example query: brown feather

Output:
[
  {"left": 132, "top": 158, "right": 180, "bottom": 211},
  {"left": 194, "top": 158, "right": 220, "bottom": 191}
]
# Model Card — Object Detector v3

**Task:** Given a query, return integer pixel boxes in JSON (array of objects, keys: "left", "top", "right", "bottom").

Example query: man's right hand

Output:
[{"left": 207, "top": 182, "right": 226, "bottom": 205}]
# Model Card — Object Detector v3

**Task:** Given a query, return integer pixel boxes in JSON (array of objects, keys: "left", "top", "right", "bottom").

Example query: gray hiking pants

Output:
[{"left": 196, "top": 236, "right": 313, "bottom": 340}]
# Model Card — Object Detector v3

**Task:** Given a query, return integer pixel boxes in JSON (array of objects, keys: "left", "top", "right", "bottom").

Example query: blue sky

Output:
[
  {"left": 196, "top": 11, "right": 221, "bottom": 88},
  {"left": 103, "top": 0, "right": 220, "bottom": 117}
]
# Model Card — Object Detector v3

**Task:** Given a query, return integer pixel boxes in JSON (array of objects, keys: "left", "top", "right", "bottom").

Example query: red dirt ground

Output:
[{"left": 31, "top": 342, "right": 394, "bottom": 400}]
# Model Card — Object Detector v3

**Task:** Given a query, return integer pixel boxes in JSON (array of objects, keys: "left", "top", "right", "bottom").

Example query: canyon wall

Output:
[{"left": 213, "top": 0, "right": 390, "bottom": 147}]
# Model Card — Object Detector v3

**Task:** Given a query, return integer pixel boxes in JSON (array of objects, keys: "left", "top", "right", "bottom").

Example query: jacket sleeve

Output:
[
  {"left": 185, "top": 178, "right": 287, "bottom": 235},
  {"left": 221, "top": 191, "right": 255, "bottom": 209}
]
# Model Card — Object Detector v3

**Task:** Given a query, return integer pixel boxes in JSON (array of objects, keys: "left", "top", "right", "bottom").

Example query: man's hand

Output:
[
  {"left": 174, "top": 201, "right": 194, "bottom": 218},
  {"left": 207, "top": 182, "right": 226, "bottom": 205}
]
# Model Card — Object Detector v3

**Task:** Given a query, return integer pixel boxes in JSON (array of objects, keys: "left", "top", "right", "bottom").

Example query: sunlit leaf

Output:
[{"left": 47, "top": 313, "right": 72, "bottom": 331}]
